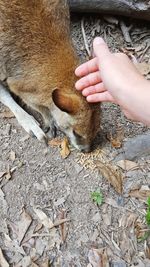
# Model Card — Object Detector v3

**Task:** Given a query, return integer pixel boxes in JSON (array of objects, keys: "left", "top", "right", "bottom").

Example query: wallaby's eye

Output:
[{"left": 73, "top": 130, "right": 82, "bottom": 139}]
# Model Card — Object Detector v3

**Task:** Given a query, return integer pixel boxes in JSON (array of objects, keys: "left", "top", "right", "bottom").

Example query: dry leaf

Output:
[
  {"left": 135, "top": 220, "right": 144, "bottom": 239},
  {"left": 34, "top": 223, "right": 43, "bottom": 233},
  {"left": 10, "top": 151, "right": 16, "bottom": 162},
  {"left": 48, "top": 138, "right": 62, "bottom": 147},
  {"left": 116, "top": 160, "right": 139, "bottom": 171},
  {"left": 60, "top": 138, "right": 70, "bottom": 159},
  {"left": 119, "top": 212, "right": 138, "bottom": 228},
  {"left": 13, "top": 210, "right": 32, "bottom": 244},
  {"left": 0, "top": 110, "right": 15, "bottom": 119},
  {"left": 0, "top": 248, "right": 9, "bottom": 267},
  {"left": 145, "top": 243, "right": 150, "bottom": 259},
  {"left": 129, "top": 185, "right": 150, "bottom": 200},
  {"left": 107, "top": 128, "right": 124, "bottom": 148},
  {"left": 4, "top": 233, "right": 26, "bottom": 256},
  {"left": 95, "top": 160, "right": 123, "bottom": 194},
  {"left": 88, "top": 248, "right": 109, "bottom": 267},
  {"left": 40, "top": 259, "right": 49, "bottom": 267},
  {"left": 15, "top": 256, "right": 31, "bottom": 267},
  {"left": 33, "top": 208, "right": 54, "bottom": 229},
  {"left": 119, "top": 230, "right": 134, "bottom": 263}
]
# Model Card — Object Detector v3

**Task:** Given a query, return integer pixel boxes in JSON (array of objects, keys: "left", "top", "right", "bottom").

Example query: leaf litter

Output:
[
  {"left": 48, "top": 137, "right": 71, "bottom": 158},
  {"left": 76, "top": 148, "right": 123, "bottom": 194},
  {"left": 0, "top": 248, "right": 9, "bottom": 267},
  {"left": 129, "top": 185, "right": 150, "bottom": 200},
  {"left": 2, "top": 208, "right": 68, "bottom": 266},
  {"left": 116, "top": 160, "right": 139, "bottom": 171},
  {"left": 0, "top": 110, "right": 15, "bottom": 119},
  {"left": 106, "top": 127, "right": 124, "bottom": 148},
  {"left": 88, "top": 248, "right": 109, "bottom": 267}
]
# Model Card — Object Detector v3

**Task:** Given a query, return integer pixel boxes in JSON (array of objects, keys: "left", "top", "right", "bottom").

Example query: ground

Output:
[{"left": 0, "top": 14, "right": 150, "bottom": 267}]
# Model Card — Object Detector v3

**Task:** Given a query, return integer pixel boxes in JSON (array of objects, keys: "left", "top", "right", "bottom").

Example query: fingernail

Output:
[{"left": 94, "top": 37, "right": 105, "bottom": 45}]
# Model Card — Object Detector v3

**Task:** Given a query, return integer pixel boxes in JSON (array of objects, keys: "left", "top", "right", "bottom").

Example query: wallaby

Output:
[{"left": 0, "top": 0, "right": 100, "bottom": 152}]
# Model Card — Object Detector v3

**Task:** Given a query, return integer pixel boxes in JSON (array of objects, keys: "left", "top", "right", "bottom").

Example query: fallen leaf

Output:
[
  {"left": 33, "top": 208, "right": 54, "bottom": 229},
  {"left": 15, "top": 256, "right": 31, "bottom": 267},
  {"left": 119, "top": 212, "right": 138, "bottom": 228},
  {"left": 0, "top": 110, "right": 15, "bottom": 118},
  {"left": 48, "top": 138, "right": 62, "bottom": 147},
  {"left": 0, "top": 248, "right": 9, "bottom": 267},
  {"left": 11, "top": 210, "right": 32, "bottom": 245},
  {"left": 135, "top": 220, "right": 145, "bottom": 239},
  {"left": 10, "top": 151, "right": 16, "bottom": 162},
  {"left": 4, "top": 233, "right": 26, "bottom": 256},
  {"left": 60, "top": 138, "right": 70, "bottom": 159},
  {"left": 40, "top": 259, "right": 49, "bottom": 267},
  {"left": 34, "top": 223, "right": 43, "bottom": 233},
  {"left": 129, "top": 185, "right": 150, "bottom": 200},
  {"left": 116, "top": 160, "right": 139, "bottom": 171},
  {"left": 145, "top": 243, "right": 150, "bottom": 259},
  {"left": 88, "top": 248, "right": 109, "bottom": 267},
  {"left": 119, "top": 229, "right": 135, "bottom": 263},
  {"left": 95, "top": 161, "right": 123, "bottom": 194},
  {"left": 107, "top": 128, "right": 124, "bottom": 148}
]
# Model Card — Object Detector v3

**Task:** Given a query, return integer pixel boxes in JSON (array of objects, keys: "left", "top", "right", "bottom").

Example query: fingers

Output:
[
  {"left": 75, "top": 57, "right": 98, "bottom": 77},
  {"left": 86, "top": 91, "right": 116, "bottom": 103},
  {"left": 75, "top": 71, "right": 101, "bottom": 90},
  {"left": 82, "top": 82, "right": 105, "bottom": 97},
  {"left": 93, "top": 37, "right": 110, "bottom": 59}
]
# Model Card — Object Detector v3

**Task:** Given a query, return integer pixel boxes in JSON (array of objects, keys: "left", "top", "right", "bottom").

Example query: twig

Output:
[
  {"left": 31, "top": 219, "right": 71, "bottom": 237},
  {"left": 52, "top": 218, "right": 70, "bottom": 228},
  {"left": 139, "top": 43, "right": 150, "bottom": 62},
  {"left": 139, "top": 229, "right": 150, "bottom": 233},
  {"left": 120, "top": 21, "right": 132, "bottom": 44},
  {"left": 81, "top": 18, "right": 91, "bottom": 57}
]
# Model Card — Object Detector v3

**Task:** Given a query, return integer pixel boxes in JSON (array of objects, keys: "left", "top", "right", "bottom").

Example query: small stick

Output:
[
  {"left": 120, "top": 21, "right": 132, "bottom": 43},
  {"left": 81, "top": 18, "right": 91, "bottom": 57}
]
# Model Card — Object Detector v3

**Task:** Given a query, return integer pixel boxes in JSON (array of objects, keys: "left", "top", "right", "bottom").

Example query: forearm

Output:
[{"left": 120, "top": 79, "right": 150, "bottom": 126}]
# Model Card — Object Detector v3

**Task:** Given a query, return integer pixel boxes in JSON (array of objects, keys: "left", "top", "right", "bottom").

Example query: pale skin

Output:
[{"left": 75, "top": 37, "right": 150, "bottom": 126}]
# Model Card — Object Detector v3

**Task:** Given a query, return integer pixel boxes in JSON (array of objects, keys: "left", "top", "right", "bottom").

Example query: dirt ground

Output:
[{"left": 0, "top": 14, "right": 150, "bottom": 267}]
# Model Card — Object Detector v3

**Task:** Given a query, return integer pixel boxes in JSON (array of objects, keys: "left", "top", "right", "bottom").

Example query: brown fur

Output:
[{"left": 0, "top": 0, "right": 100, "bottom": 151}]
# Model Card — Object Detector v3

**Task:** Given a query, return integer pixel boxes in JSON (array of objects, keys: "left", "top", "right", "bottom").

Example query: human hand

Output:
[{"left": 75, "top": 37, "right": 150, "bottom": 125}]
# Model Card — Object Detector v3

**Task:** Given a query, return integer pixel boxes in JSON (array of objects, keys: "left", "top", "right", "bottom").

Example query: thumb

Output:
[{"left": 93, "top": 37, "right": 110, "bottom": 60}]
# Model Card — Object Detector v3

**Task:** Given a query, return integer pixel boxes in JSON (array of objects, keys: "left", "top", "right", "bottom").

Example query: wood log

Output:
[{"left": 69, "top": 0, "right": 150, "bottom": 21}]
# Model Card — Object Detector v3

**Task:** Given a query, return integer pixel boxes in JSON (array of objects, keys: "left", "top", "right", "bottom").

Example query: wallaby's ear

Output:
[{"left": 52, "top": 89, "right": 80, "bottom": 115}]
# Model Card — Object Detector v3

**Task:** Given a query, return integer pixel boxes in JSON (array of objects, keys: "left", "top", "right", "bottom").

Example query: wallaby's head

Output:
[{"left": 51, "top": 89, "right": 100, "bottom": 152}]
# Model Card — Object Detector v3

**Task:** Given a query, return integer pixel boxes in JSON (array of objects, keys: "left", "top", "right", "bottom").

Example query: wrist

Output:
[{"left": 123, "top": 79, "right": 150, "bottom": 125}]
